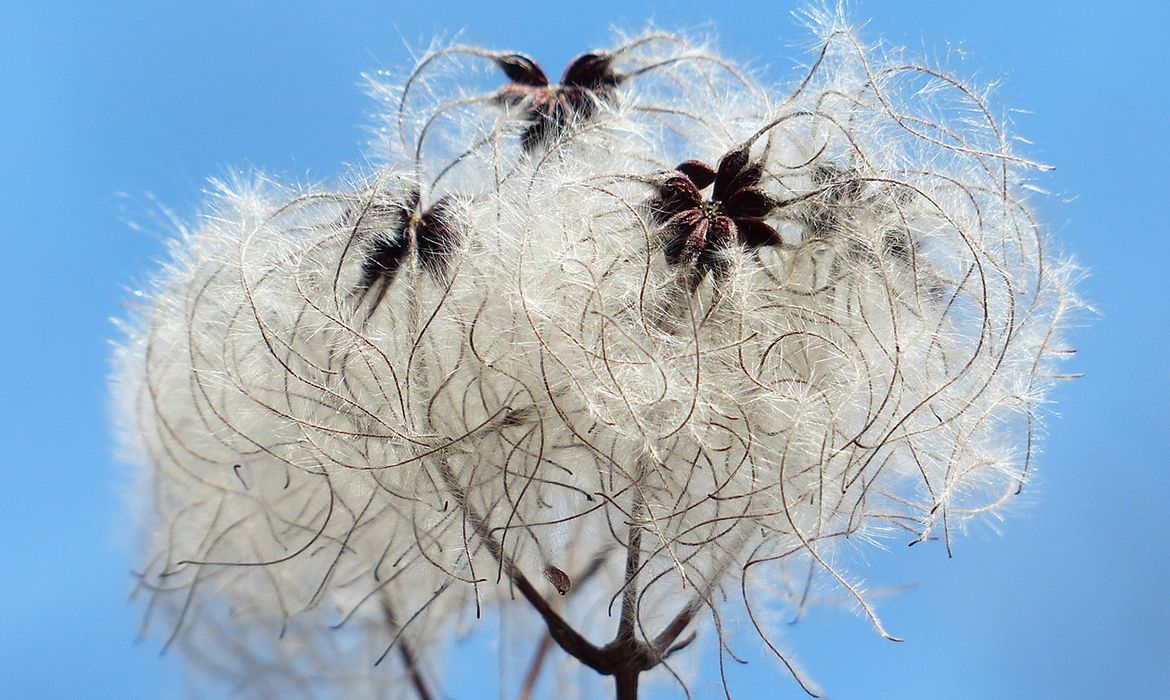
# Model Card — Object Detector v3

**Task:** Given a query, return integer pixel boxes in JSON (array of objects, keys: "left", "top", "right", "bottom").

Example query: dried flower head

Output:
[
  {"left": 495, "top": 52, "right": 622, "bottom": 150},
  {"left": 650, "top": 146, "right": 783, "bottom": 288},
  {"left": 114, "top": 12, "right": 1078, "bottom": 699}
]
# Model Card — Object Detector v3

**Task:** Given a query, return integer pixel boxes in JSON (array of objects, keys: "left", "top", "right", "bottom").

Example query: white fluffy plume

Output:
[{"left": 114, "top": 14, "right": 1077, "bottom": 699}]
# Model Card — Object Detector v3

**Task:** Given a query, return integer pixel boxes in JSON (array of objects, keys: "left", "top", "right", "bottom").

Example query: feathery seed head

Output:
[{"left": 114, "top": 16, "right": 1079, "bottom": 698}]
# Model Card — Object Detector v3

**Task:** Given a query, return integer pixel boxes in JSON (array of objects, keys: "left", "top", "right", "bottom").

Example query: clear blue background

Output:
[{"left": 2, "top": 1, "right": 1167, "bottom": 698}]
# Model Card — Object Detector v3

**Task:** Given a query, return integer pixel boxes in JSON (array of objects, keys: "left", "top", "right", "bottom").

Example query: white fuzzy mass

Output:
[{"left": 113, "top": 14, "right": 1078, "bottom": 699}]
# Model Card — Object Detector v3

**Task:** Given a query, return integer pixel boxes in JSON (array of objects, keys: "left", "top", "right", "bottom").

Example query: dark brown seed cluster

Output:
[
  {"left": 353, "top": 189, "right": 459, "bottom": 292},
  {"left": 494, "top": 52, "right": 622, "bottom": 151},
  {"left": 803, "top": 163, "right": 864, "bottom": 239},
  {"left": 647, "top": 146, "right": 783, "bottom": 285}
]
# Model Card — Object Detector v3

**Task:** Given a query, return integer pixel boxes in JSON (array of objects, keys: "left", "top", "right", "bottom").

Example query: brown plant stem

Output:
[
  {"left": 518, "top": 551, "right": 609, "bottom": 700},
  {"left": 614, "top": 668, "right": 640, "bottom": 700},
  {"left": 436, "top": 461, "right": 607, "bottom": 669},
  {"left": 380, "top": 594, "right": 434, "bottom": 700},
  {"left": 438, "top": 459, "right": 696, "bottom": 699},
  {"left": 517, "top": 634, "right": 554, "bottom": 700},
  {"left": 615, "top": 490, "right": 645, "bottom": 646}
]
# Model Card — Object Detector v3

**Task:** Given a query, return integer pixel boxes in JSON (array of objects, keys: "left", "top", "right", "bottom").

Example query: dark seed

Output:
[
  {"left": 358, "top": 229, "right": 409, "bottom": 290},
  {"left": 560, "top": 53, "right": 618, "bottom": 89},
  {"left": 725, "top": 188, "right": 773, "bottom": 218},
  {"left": 713, "top": 146, "right": 751, "bottom": 200},
  {"left": 675, "top": 160, "right": 717, "bottom": 190},
  {"left": 416, "top": 198, "right": 460, "bottom": 278},
  {"left": 496, "top": 54, "right": 549, "bottom": 86},
  {"left": 543, "top": 564, "right": 572, "bottom": 595}
]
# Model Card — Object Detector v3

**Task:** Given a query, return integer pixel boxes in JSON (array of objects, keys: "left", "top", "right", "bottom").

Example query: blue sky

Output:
[{"left": 2, "top": 1, "right": 1167, "bottom": 698}]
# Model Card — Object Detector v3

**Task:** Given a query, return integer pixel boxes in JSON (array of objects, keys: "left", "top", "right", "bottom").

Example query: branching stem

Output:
[{"left": 438, "top": 460, "right": 696, "bottom": 699}]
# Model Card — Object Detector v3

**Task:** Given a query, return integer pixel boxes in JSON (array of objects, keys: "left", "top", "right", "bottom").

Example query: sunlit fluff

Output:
[{"left": 114, "top": 13, "right": 1077, "bottom": 699}]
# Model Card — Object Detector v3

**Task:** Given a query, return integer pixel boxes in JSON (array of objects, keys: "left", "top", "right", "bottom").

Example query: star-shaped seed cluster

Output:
[
  {"left": 494, "top": 52, "right": 621, "bottom": 150},
  {"left": 647, "top": 145, "right": 782, "bottom": 283}
]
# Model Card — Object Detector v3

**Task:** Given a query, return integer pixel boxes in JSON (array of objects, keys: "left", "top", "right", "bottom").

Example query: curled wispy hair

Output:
[{"left": 114, "top": 12, "right": 1078, "bottom": 699}]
